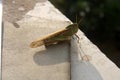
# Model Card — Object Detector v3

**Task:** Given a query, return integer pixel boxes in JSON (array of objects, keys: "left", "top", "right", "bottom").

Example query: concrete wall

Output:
[{"left": 2, "top": 0, "right": 120, "bottom": 80}]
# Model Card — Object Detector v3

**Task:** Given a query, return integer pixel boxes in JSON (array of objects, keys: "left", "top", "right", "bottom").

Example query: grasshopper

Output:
[
  {"left": 30, "top": 19, "right": 90, "bottom": 61},
  {"left": 30, "top": 17, "right": 83, "bottom": 48},
  {"left": 30, "top": 23, "right": 79, "bottom": 48}
]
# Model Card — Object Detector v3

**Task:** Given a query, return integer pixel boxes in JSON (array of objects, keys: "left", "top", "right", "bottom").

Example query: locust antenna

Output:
[
  {"left": 76, "top": 14, "right": 79, "bottom": 27},
  {"left": 75, "top": 16, "right": 84, "bottom": 42},
  {"left": 78, "top": 16, "right": 84, "bottom": 26},
  {"left": 76, "top": 14, "right": 78, "bottom": 23},
  {"left": 76, "top": 15, "right": 84, "bottom": 27}
]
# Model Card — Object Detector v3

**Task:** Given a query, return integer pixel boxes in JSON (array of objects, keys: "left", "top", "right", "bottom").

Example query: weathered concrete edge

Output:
[{"left": 71, "top": 30, "right": 120, "bottom": 80}]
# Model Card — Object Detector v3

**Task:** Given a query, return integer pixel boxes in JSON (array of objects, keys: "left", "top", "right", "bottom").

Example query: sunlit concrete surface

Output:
[
  {"left": 71, "top": 31, "right": 120, "bottom": 80},
  {"left": 2, "top": 0, "right": 70, "bottom": 80},
  {"left": 2, "top": 0, "right": 120, "bottom": 80}
]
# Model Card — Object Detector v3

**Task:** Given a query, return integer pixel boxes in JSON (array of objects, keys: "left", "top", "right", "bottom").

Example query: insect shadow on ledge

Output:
[
  {"left": 33, "top": 42, "right": 70, "bottom": 66},
  {"left": 32, "top": 17, "right": 84, "bottom": 65}
]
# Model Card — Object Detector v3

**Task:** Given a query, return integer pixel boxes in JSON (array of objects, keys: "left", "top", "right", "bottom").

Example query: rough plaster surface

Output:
[{"left": 2, "top": 1, "right": 70, "bottom": 80}]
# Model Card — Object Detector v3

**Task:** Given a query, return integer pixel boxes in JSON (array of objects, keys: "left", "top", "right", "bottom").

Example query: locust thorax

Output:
[{"left": 66, "top": 23, "right": 78, "bottom": 34}]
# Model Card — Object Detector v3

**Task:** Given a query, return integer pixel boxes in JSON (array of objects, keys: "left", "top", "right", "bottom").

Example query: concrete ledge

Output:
[
  {"left": 3, "top": 1, "right": 70, "bottom": 80},
  {"left": 71, "top": 30, "right": 120, "bottom": 80},
  {"left": 2, "top": 0, "right": 120, "bottom": 80}
]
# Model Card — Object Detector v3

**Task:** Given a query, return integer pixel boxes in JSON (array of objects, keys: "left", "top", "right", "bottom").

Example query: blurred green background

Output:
[{"left": 50, "top": 0, "right": 120, "bottom": 67}]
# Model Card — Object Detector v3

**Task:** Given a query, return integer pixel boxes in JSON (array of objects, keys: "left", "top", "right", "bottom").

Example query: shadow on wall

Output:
[
  {"left": 71, "top": 61, "right": 103, "bottom": 80},
  {"left": 33, "top": 42, "right": 70, "bottom": 65},
  {"left": 70, "top": 37, "right": 103, "bottom": 80},
  {"left": 33, "top": 41, "right": 103, "bottom": 80}
]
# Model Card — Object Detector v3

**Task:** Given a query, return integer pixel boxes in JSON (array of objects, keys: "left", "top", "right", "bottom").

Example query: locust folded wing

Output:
[{"left": 30, "top": 23, "right": 78, "bottom": 48}]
